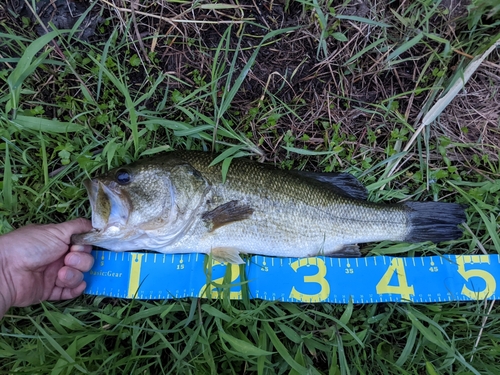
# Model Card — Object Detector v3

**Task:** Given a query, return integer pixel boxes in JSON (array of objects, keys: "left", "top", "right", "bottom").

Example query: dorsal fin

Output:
[{"left": 292, "top": 171, "right": 368, "bottom": 200}]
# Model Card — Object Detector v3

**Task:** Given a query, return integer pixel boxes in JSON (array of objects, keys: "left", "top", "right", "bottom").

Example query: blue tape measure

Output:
[{"left": 84, "top": 250, "right": 498, "bottom": 303}]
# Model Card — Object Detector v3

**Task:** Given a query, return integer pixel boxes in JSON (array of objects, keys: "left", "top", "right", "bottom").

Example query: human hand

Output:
[{"left": 0, "top": 218, "right": 94, "bottom": 317}]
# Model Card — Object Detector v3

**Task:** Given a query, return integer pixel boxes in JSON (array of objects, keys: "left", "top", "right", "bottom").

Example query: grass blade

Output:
[
  {"left": 87, "top": 55, "right": 139, "bottom": 157},
  {"left": 387, "top": 32, "right": 424, "bottom": 62},
  {"left": 421, "top": 35, "right": 500, "bottom": 127},
  {"left": 29, "top": 317, "right": 88, "bottom": 374},
  {"left": 282, "top": 146, "right": 339, "bottom": 156},
  {"left": 6, "top": 30, "right": 64, "bottom": 114},
  {"left": 219, "top": 330, "right": 275, "bottom": 357},
  {"left": 450, "top": 182, "right": 500, "bottom": 252},
  {"left": 345, "top": 38, "right": 386, "bottom": 65},
  {"left": 336, "top": 14, "right": 392, "bottom": 28},
  {"left": 2, "top": 142, "right": 12, "bottom": 211},
  {"left": 263, "top": 321, "right": 309, "bottom": 374}
]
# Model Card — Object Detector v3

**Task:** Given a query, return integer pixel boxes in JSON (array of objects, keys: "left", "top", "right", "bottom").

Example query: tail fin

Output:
[{"left": 404, "top": 201, "right": 467, "bottom": 243}]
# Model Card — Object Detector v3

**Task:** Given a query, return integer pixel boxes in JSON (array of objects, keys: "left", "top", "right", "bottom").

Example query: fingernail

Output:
[
  {"left": 65, "top": 269, "right": 75, "bottom": 281},
  {"left": 71, "top": 245, "right": 87, "bottom": 252},
  {"left": 67, "top": 255, "right": 80, "bottom": 267}
]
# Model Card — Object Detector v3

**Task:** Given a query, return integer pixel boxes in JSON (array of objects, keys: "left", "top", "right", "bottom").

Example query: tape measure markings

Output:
[{"left": 84, "top": 251, "right": 499, "bottom": 303}]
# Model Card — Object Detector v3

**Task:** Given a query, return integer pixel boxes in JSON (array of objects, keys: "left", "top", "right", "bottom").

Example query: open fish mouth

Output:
[{"left": 84, "top": 179, "right": 131, "bottom": 231}]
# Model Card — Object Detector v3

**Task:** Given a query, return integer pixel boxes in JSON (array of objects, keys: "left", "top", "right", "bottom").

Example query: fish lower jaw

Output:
[{"left": 102, "top": 224, "right": 122, "bottom": 234}]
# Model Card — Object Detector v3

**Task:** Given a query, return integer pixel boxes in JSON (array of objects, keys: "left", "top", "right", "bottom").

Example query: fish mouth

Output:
[{"left": 84, "top": 179, "right": 131, "bottom": 231}]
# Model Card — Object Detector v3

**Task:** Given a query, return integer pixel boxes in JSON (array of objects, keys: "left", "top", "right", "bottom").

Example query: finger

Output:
[
  {"left": 48, "top": 281, "right": 87, "bottom": 301},
  {"left": 65, "top": 252, "right": 95, "bottom": 272},
  {"left": 56, "top": 266, "right": 84, "bottom": 289},
  {"left": 60, "top": 281, "right": 87, "bottom": 300},
  {"left": 69, "top": 244, "right": 93, "bottom": 253}
]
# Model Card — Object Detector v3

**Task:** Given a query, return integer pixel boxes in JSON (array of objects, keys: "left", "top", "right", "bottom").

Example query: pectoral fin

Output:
[
  {"left": 211, "top": 247, "right": 245, "bottom": 264},
  {"left": 202, "top": 200, "right": 254, "bottom": 231}
]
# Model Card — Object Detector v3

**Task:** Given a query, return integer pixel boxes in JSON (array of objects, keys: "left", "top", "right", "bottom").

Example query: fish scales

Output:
[
  {"left": 175, "top": 152, "right": 408, "bottom": 256},
  {"left": 72, "top": 151, "right": 466, "bottom": 263}
]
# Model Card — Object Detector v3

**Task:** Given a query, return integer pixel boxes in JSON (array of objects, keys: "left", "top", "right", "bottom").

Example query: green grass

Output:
[{"left": 1, "top": 0, "right": 500, "bottom": 373}]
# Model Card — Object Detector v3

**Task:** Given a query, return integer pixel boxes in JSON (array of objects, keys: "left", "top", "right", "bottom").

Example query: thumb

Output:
[{"left": 51, "top": 218, "right": 93, "bottom": 244}]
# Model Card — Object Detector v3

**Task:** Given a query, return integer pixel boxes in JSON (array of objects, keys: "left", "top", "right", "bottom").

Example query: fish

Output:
[{"left": 72, "top": 151, "right": 466, "bottom": 264}]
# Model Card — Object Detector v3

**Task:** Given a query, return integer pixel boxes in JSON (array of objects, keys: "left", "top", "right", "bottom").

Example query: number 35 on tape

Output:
[{"left": 84, "top": 252, "right": 499, "bottom": 304}]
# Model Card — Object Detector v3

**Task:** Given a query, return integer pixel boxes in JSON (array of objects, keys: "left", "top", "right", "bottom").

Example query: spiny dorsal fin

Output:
[
  {"left": 202, "top": 200, "right": 254, "bottom": 231},
  {"left": 292, "top": 171, "right": 368, "bottom": 200}
]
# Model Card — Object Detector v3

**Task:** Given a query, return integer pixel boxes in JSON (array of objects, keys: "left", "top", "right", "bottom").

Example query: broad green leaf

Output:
[
  {"left": 396, "top": 325, "right": 417, "bottom": 366},
  {"left": 201, "top": 304, "right": 232, "bottom": 322},
  {"left": 174, "top": 125, "right": 214, "bottom": 136},
  {"left": 0, "top": 32, "right": 32, "bottom": 42},
  {"left": 426, "top": 361, "right": 439, "bottom": 375},
  {"left": 339, "top": 298, "right": 353, "bottom": 325},
  {"left": 7, "top": 30, "right": 64, "bottom": 112},
  {"left": 139, "top": 146, "right": 172, "bottom": 157},
  {"left": 331, "top": 32, "right": 348, "bottom": 42},
  {"left": 8, "top": 29, "right": 60, "bottom": 81},
  {"left": 11, "top": 115, "right": 84, "bottom": 133},
  {"left": 219, "top": 330, "right": 274, "bottom": 356}
]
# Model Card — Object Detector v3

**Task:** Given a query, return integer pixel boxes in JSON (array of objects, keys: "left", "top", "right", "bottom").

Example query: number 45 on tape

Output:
[{"left": 84, "top": 252, "right": 499, "bottom": 304}]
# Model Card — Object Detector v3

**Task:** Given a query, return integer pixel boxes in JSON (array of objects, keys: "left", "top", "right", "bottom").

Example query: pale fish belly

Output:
[{"left": 163, "top": 201, "right": 411, "bottom": 257}]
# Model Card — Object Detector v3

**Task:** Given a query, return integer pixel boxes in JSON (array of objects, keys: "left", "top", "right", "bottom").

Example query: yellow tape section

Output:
[{"left": 127, "top": 253, "right": 144, "bottom": 298}]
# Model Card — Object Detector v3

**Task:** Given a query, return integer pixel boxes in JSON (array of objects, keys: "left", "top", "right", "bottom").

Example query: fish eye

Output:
[{"left": 115, "top": 169, "right": 132, "bottom": 185}]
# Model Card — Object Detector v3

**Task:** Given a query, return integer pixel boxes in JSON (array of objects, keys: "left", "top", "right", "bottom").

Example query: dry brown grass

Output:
[
  {"left": 2, "top": 0, "right": 499, "bottom": 168},
  {"left": 436, "top": 67, "right": 500, "bottom": 162}
]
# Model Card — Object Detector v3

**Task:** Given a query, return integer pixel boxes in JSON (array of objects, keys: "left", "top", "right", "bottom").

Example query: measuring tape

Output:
[{"left": 84, "top": 250, "right": 498, "bottom": 303}]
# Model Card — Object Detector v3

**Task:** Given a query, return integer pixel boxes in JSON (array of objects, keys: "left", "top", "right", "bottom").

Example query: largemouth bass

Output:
[{"left": 72, "top": 151, "right": 466, "bottom": 263}]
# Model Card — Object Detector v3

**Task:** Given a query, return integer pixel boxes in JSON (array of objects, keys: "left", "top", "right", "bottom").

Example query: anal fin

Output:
[
  {"left": 327, "top": 244, "right": 361, "bottom": 258},
  {"left": 211, "top": 247, "right": 245, "bottom": 264}
]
